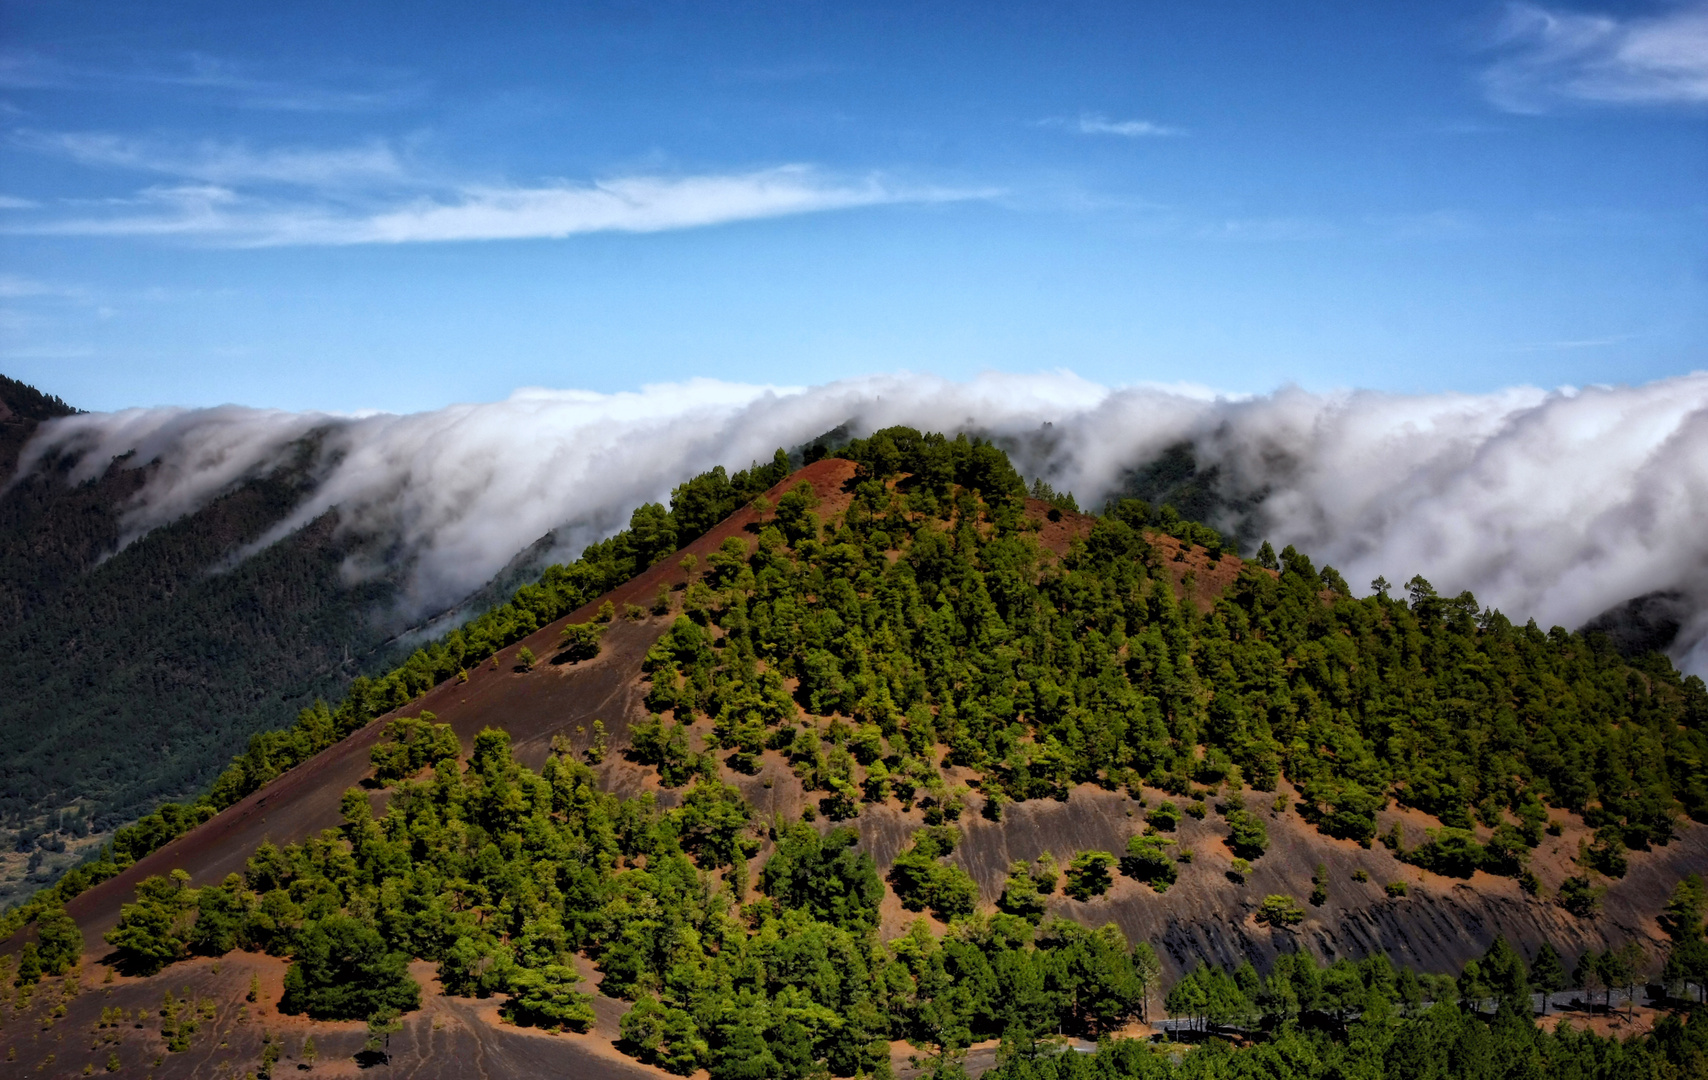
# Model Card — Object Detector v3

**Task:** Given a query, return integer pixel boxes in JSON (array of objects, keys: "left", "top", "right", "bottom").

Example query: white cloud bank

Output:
[
  {"left": 13, "top": 370, "right": 1708, "bottom": 675},
  {"left": 1484, "top": 1, "right": 1708, "bottom": 111}
]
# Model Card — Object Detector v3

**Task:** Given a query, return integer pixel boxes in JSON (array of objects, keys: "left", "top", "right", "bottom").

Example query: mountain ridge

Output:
[
  {"left": 3, "top": 417, "right": 1705, "bottom": 1080},
  {"left": 44, "top": 460, "right": 1700, "bottom": 980}
]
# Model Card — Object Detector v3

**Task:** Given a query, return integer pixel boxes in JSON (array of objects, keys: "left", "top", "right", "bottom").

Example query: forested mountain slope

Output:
[
  {"left": 4, "top": 429, "right": 1704, "bottom": 1079},
  {"left": 0, "top": 375, "right": 792, "bottom": 907},
  {"left": 0, "top": 377, "right": 417, "bottom": 905}
]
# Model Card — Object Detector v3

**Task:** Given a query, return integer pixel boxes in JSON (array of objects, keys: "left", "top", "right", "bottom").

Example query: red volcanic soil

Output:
[
  {"left": 1021, "top": 498, "right": 1257, "bottom": 612},
  {"left": 0, "top": 954, "right": 668, "bottom": 1080},
  {"left": 1145, "top": 532, "right": 1254, "bottom": 610}
]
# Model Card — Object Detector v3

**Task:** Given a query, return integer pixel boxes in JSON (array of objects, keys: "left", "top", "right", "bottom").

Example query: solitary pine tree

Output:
[
  {"left": 1574, "top": 950, "right": 1606, "bottom": 1013},
  {"left": 1531, "top": 943, "right": 1567, "bottom": 1013},
  {"left": 1662, "top": 875, "right": 1707, "bottom": 942},
  {"left": 33, "top": 906, "right": 83, "bottom": 976}
]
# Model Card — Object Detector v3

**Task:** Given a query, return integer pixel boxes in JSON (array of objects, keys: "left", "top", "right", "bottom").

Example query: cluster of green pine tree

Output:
[
  {"left": 86, "top": 727, "right": 1708, "bottom": 1079},
  {"left": 636, "top": 427, "right": 1707, "bottom": 906}
]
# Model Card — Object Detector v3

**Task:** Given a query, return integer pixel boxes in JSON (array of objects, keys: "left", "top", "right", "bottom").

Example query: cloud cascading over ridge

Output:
[{"left": 13, "top": 370, "right": 1708, "bottom": 675}]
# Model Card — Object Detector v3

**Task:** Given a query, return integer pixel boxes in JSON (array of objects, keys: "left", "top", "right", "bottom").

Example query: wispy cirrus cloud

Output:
[
  {"left": 1041, "top": 113, "right": 1184, "bottom": 138},
  {"left": 131, "top": 53, "right": 424, "bottom": 112},
  {"left": 1483, "top": 2, "right": 1708, "bottom": 112},
  {"left": 1198, "top": 216, "right": 1337, "bottom": 242},
  {"left": 6, "top": 165, "right": 988, "bottom": 246},
  {"left": 0, "top": 51, "right": 70, "bottom": 90},
  {"left": 0, "top": 49, "right": 424, "bottom": 111},
  {"left": 345, "top": 169, "right": 941, "bottom": 244},
  {"left": 2, "top": 122, "right": 990, "bottom": 245},
  {"left": 1500, "top": 330, "right": 1640, "bottom": 352},
  {"left": 13, "top": 131, "right": 410, "bottom": 188},
  {"left": 0, "top": 274, "right": 87, "bottom": 299}
]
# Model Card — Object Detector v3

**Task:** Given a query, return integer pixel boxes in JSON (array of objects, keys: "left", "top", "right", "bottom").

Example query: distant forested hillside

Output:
[
  {"left": 0, "top": 377, "right": 424, "bottom": 903},
  {"left": 0, "top": 375, "right": 798, "bottom": 905}
]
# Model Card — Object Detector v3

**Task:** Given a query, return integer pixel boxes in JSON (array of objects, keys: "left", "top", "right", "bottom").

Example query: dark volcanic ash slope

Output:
[{"left": 933, "top": 787, "right": 1704, "bottom": 977}]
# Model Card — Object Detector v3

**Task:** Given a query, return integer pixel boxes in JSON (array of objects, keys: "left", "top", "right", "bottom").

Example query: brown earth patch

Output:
[
  {"left": 1018, "top": 499, "right": 1257, "bottom": 612},
  {"left": 0, "top": 952, "right": 671, "bottom": 1080},
  {"left": 1145, "top": 533, "right": 1253, "bottom": 612},
  {"left": 1535, "top": 1003, "right": 1669, "bottom": 1039},
  {"left": 1024, "top": 499, "right": 1092, "bottom": 558}
]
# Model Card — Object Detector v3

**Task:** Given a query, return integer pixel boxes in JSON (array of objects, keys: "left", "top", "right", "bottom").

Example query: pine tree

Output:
[
  {"left": 585, "top": 718, "right": 609, "bottom": 764},
  {"left": 1479, "top": 936, "right": 1531, "bottom": 1014},
  {"left": 1608, "top": 942, "right": 1646, "bottom": 1018},
  {"left": 33, "top": 907, "right": 82, "bottom": 976},
  {"left": 1662, "top": 875, "right": 1707, "bottom": 942},
  {"left": 1063, "top": 851, "right": 1116, "bottom": 900},
  {"left": 770, "top": 1018, "right": 817, "bottom": 1080},
  {"left": 280, "top": 915, "right": 419, "bottom": 1020},
  {"left": 1309, "top": 863, "right": 1329, "bottom": 907},
  {"left": 104, "top": 870, "right": 193, "bottom": 975},
  {"left": 363, "top": 1007, "right": 403, "bottom": 1063},
  {"left": 1573, "top": 950, "right": 1604, "bottom": 1013},
  {"left": 15, "top": 941, "right": 42, "bottom": 985},
  {"left": 713, "top": 1021, "right": 780, "bottom": 1080},
  {"left": 1530, "top": 943, "right": 1566, "bottom": 1014}
]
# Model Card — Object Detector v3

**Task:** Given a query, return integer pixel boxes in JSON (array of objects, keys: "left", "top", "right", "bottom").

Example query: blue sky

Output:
[{"left": 0, "top": 0, "right": 1704, "bottom": 413}]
